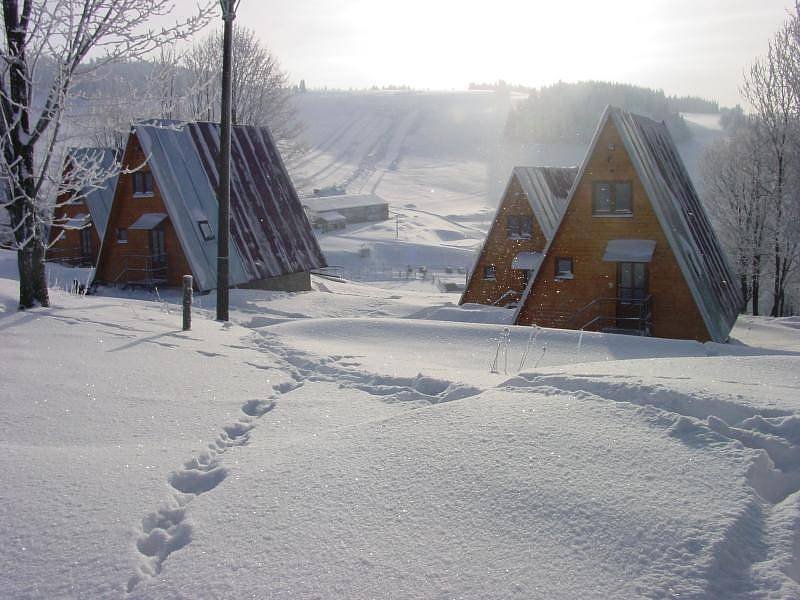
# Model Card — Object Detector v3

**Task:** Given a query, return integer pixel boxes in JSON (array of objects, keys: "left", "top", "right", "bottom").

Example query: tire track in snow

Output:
[
  {"left": 126, "top": 396, "right": 277, "bottom": 593},
  {"left": 501, "top": 373, "right": 800, "bottom": 593}
]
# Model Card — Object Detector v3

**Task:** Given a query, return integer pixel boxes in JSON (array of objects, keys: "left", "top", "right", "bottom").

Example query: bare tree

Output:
[
  {"left": 741, "top": 14, "right": 800, "bottom": 317},
  {"left": 703, "top": 118, "right": 771, "bottom": 314},
  {"left": 0, "top": 0, "right": 215, "bottom": 309},
  {"left": 183, "top": 25, "right": 304, "bottom": 147}
]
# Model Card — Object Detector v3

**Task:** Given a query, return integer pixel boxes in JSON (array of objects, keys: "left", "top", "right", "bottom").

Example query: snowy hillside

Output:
[
  {"left": 287, "top": 92, "right": 725, "bottom": 282},
  {"left": 2, "top": 250, "right": 800, "bottom": 598}
]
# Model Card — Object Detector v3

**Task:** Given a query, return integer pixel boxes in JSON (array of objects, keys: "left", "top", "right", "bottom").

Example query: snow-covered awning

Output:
[
  {"left": 317, "top": 211, "right": 346, "bottom": 223},
  {"left": 512, "top": 251, "right": 543, "bottom": 270},
  {"left": 129, "top": 213, "right": 168, "bottom": 230},
  {"left": 63, "top": 213, "right": 90, "bottom": 229},
  {"left": 602, "top": 239, "right": 656, "bottom": 262}
]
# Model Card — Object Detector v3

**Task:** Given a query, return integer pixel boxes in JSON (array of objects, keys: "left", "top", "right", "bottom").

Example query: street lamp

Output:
[{"left": 216, "top": 0, "right": 239, "bottom": 321}]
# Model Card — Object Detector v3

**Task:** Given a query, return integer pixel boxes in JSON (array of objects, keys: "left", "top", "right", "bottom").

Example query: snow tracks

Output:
[
  {"left": 501, "top": 372, "right": 800, "bottom": 596},
  {"left": 126, "top": 397, "right": 276, "bottom": 593}
]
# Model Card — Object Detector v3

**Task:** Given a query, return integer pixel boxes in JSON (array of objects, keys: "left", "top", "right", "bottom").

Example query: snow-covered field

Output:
[{"left": 2, "top": 249, "right": 800, "bottom": 598}]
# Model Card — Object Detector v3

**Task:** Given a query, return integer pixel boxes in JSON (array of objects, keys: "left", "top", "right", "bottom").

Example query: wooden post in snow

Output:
[{"left": 182, "top": 275, "right": 193, "bottom": 331}]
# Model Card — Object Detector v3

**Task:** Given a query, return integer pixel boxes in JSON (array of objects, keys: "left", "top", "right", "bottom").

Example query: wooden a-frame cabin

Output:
[
  {"left": 460, "top": 166, "right": 577, "bottom": 307},
  {"left": 513, "top": 106, "right": 743, "bottom": 342},
  {"left": 94, "top": 120, "right": 326, "bottom": 292}
]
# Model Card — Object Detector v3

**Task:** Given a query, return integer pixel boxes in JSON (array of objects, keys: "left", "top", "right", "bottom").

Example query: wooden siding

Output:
[
  {"left": 461, "top": 177, "right": 547, "bottom": 306},
  {"left": 95, "top": 134, "right": 192, "bottom": 287},
  {"left": 516, "top": 119, "right": 711, "bottom": 341},
  {"left": 48, "top": 199, "right": 101, "bottom": 266}
]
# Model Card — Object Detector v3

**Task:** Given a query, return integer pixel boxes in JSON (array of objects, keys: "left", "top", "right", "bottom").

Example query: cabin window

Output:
[
  {"left": 555, "top": 257, "right": 574, "bottom": 279},
  {"left": 132, "top": 171, "right": 154, "bottom": 196},
  {"left": 483, "top": 265, "right": 497, "bottom": 280},
  {"left": 592, "top": 181, "right": 632, "bottom": 216},
  {"left": 198, "top": 220, "right": 215, "bottom": 241},
  {"left": 506, "top": 215, "right": 533, "bottom": 239},
  {"left": 116, "top": 228, "right": 128, "bottom": 244}
]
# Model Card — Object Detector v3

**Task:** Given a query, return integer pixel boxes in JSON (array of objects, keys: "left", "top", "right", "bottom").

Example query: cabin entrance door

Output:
[
  {"left": 616, "top": 262, "right": 648, "bottom": 330},
  {"left": 148, "top": 228, "right": 167, "bottom": 279}
]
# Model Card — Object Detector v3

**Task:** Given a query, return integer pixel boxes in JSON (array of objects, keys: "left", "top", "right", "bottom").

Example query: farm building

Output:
[
  {"left": 302, "top": 193, "right": 389, "bottom": 231},
  {"left": 513, "top": 106, "right": 743, "bottom": 342},
  {"left": 48, "top": 148, "right": 119, "bottom": 266},
  {"left": 94, "top": 121, "right": 326, "bottom": 292},
  {"left": 460, "top": 166, "right": 577, "bottom": 307}
]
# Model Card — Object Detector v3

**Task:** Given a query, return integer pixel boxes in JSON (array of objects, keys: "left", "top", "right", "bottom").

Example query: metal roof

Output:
[
  {"left": 64, "top": 148, "right": 119, "bottom": 239},
  {"left": 513, "top": 167, "right": 578, "bottom": 240},
  {"left": 317, "top": 211, "right": 347, "bottom": 223},
  {"left": 302, "top": 194, "right": 388, "bottom": 212},
  {"left": 134, "top": 121, "right": 326, "bottom": 291},
  {"left": 129, "top": 213, "right": 168, "bottom": 230},
  {"left": 514, "top": 106, "right": 743, "bottom": 342},
  {"left": 602, "top": 239, "right": 657, "bottom": 263}
]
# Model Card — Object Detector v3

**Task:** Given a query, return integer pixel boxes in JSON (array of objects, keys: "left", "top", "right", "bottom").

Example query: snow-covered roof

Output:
[
  {"left": 65, "top": 147, "right": 119, "bottom": 239},
  {"left": 513, "top": 166, "right": 577, "bottom": 240},
  {"left": 512, "top": 251, "right": 543, "bottom": 270},
  {"left": 63, "top": 213, "right": 90, "bottom": 229},
  {"left": 602, "top": 239, "right": 657, "bottom": 263},
  {"left": 133, "top": 121, "right": 326, "bottom": 291},
  {"left": 302, "top": 194, "right": 387, "bottom": 213},
  {"left": 317, "top": 211, "right": 347, "bottom": 223},
  {"left": 129, "top": 213, "right": 168, "bottom": 230}
]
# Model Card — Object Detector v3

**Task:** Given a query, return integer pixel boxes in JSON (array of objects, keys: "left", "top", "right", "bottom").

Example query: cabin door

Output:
[
  {"left": 148, "top": 228, "right": 167, "bottom": 276},
  {"left": 616, "top": 262, "right": 648, "bottom": 329}
]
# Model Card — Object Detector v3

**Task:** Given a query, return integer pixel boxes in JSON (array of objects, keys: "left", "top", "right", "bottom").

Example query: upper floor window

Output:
[
  {"left": 483, "top": 265, "right": 497, "bottom": 280},
  {"left": 592, "top": 181, "right": 632, "bottom": 216},
  {"left": 198, "top": 220, "right": 215, "bottom": 241},
  {"left": 506, "top": 215, "right": 533, "bottom": 239},
  {"left": 116, "top": 228, "right": 128, "bottom": 244},
  {"left": 555, "top": 257, "right": 574, "bottom": 279},
  {"left": 132, "top": 171, "right": 154, "bottom": 197}
]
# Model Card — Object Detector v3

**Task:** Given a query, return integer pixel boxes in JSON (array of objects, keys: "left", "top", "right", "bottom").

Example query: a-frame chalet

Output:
[
  {"left": 460, "top": 166, "right": 576, "bottom": 307},
  {"left": 514, "top": 106, "right": 743, "bottom": 342},
  {"left": 95, "top": 121, "right": 326, "bottom": 292}
]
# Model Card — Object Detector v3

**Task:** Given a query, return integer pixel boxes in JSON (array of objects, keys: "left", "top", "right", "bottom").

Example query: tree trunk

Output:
[
  {"left": 17, "top": 246, "right": 34, "bottom": 309},
  {"left": 32, "top": 236, "right": 49, "bottom": 307},
  {"left": 751, "top": 254, "right": 761, "bottom": 316}
]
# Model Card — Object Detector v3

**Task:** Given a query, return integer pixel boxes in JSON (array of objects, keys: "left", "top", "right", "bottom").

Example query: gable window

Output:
[
  {"left": 116, "top": 228, "right": 128, "bottom": 244},
  {"left": 132, "top": 171, "right": 154, "bottom": 197},
  {"left": 555, "top": 257, "right": 574, "bottom": 279},
  {"left": 483, "top": 265, "right": 497, "bottom": 280},
  {"left": 198, "top": 220, "right": 215, "bottom": 241},
  {"left": 592, "top": 181, "right": 632, "bottom": 216},
  {"left": 506, "top": 215, "right": 533, "bottom": 239}
]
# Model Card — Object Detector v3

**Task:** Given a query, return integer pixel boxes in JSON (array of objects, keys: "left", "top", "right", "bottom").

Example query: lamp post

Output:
[{"left": 216, "top": 0, "right": 239, "bottom": 321}]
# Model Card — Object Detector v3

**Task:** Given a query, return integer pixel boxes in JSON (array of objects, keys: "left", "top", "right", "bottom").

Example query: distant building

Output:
[
  {"left": 303, "top": 194, "right": 389, "bottom": 231},
  {"left": 94, "top": 121, "right": 326, "bottom": 292},
  {"left": 48, "top": 148, "right": 119, "bottom": 266}
]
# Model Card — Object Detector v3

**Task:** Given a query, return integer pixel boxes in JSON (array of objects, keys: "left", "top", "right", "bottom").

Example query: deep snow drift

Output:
[{"left": 2, "top": 250, "right": 800, "bottom": 598}]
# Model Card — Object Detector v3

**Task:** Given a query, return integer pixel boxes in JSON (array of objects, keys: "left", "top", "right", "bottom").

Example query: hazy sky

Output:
[{"left": 184, "top": 0, "right": 794, "bottom": 106}]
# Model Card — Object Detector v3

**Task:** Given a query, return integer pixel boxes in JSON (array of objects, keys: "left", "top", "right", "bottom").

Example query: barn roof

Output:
[
  {"left": 512, "top": 166, "right": 578, "bottom": 240},
  {"left": 64, "top": 147, "right": 119, "bottom": 239},
  {"left": 514, "top": 106, "right": 742, "bottom": 342},
  {"left": 302, "top": 194, "right": 387, "bottom": 213},
  {"left": 134, "top": 121, "right": 326, "bottom": 291}
]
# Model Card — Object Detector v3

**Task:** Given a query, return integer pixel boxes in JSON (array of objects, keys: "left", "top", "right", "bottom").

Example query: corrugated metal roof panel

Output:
[
  {"left": 302, "top": 194, "right": 387, "bottom": 212},
  {"left": 134, "top": 121, "right": 325, "bottom": 292},
  {"left": 602, "top": 239, "right": 657, "bottom": 262},
  {"left": 513, "top": 166, "right": 577, "bottom": 240},
  {"left": 65, "top": 148, "right": 119, "bottom": 239},
  {"left": 129, "top": 212, "right": 168, "bottom": 230}
]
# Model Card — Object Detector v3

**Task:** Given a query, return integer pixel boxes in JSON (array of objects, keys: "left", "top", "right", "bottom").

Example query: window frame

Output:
[
  {"left": 554, "top": 257, "right": 574, "bottom": 279},
  {"left": 198, "top": 220, "right": 215, "bottom": 241},
  {"left": 592, "top": 181, "right": 633, "bottom": 216},
  {"left": 506, "top": 214, "right": 533, "bottom": 239},
  {"left": 482, "top": 264, "right": 497, "bottom": 281},
  {"left": 132, "top": 171, "right": 154, "bottom": 197},
  {"left": 116, "top": 228, "right": 128, "bottom": 244}
]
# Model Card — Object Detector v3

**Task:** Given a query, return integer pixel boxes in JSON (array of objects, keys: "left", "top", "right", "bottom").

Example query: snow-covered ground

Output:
[{"left": 2, "top": 249, "right": 800, "bottom": 598}]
